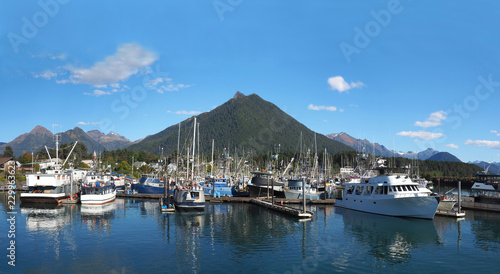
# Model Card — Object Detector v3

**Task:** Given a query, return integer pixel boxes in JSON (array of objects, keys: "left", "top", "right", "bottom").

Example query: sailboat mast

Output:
[{"left": 191, "top": 117, "right": 197, "bottom": 181}]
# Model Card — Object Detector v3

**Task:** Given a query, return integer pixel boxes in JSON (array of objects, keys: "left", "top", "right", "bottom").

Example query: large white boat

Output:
[
  {"left": 336, "top": 160, "right": 440, "bottom": 219},
  {"left": 20, "top": 138, "right": 80, "bottom": 204},
  {"left": 21, "top": 170, "right": 75, "bottom": 204},
  {"left": 80, "top": 174, "right": 117, "bottom": 205}
]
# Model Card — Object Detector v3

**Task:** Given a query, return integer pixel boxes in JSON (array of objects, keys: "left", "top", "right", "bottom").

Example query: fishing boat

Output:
[
  {"left": 80, "top": 174, "right": 116, "bottom": 205},
  {"left": 461, "top": 172, "right": 500, "bottom": 212},
  {"left": 336, "top": 160, "right": 440, "bottom": 219},
  {"left": 247, "top": 171, "right": 285, "bottom": 198},
  {"left": 285, "top": 179, "right": 320, "bottom": 199},
  {"left": 21, "top": 170, "right": 75, "bottom": 204},
  {"left": 20, "top": 139, "right": 79, "bottom": 204},
  {"left": 132, "top": 174, "right": 168, "bottom": 194},
  {"left": 203, "top": 177, "right": 233, "bottom": 197},
  {"left": 173, "top": 186, "right": 205, "bottom": 210}
]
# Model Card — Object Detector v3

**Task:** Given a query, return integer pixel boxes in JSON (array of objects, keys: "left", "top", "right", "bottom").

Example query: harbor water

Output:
[{"left": 2, "top": 193, "right": 500, "bottom": 273}]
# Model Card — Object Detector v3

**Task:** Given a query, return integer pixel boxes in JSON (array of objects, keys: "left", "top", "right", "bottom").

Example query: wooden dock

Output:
[
  {"left": 250, "top": 198, "right": 313, "bottom": 218},
  {"left": 116, "top": 193, "right": 336, "bottom": 204},
  {"left": 117, "top": 193, "right": 163, "bottom": 199}
]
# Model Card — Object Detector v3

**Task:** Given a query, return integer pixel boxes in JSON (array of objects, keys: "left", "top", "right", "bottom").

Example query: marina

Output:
[{"left": 3, "top": 193, "right": 500, "bottom": 273}]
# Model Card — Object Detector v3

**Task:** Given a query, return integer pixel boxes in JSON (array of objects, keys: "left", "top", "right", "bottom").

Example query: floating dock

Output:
[
  {"left": 435, "top": 200, "right": 465, "bottom": 218},
  {"left": 250, "top": 198, "right": 313, "bottom": 218}
]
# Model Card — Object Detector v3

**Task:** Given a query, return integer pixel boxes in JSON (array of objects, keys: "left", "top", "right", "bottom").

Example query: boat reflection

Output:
[
  {"left": 81, "top": 203, "right": 117, "bottom": 233},
  {"left": 20, "top": 203, "right": 78, "bottom": 260},
  {"left": 335, "top": 207, "right": 441, "bottom": 264}
]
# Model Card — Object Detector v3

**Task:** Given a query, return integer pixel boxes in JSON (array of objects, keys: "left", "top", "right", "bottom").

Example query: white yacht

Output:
[{"left": 336, "top": 160, "right": 440, "bottom": 219}]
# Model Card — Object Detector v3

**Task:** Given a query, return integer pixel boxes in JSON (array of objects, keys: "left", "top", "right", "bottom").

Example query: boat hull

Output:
[
  {"left": 81, "top": 191, "right": 117, "bottom": 205},
  {"left": 248, "top": 185, "right": 285, "bottom": 198},
  {"left": 132, "top": 184, "right": 171, "bottom": 194},
  {"left": 20, "top": 193, "right": 68, "bottom": 204},
  {"left": 335, "top": 196, "right": 439, "bottom": 219}
]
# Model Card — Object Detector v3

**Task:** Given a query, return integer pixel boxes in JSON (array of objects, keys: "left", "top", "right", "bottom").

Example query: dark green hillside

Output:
[
  {"left": 129, "top": 93, "right": 353, "bottom": 155},
  {"left": 427, "top": 152, "right": 461, "bottom": 162}
]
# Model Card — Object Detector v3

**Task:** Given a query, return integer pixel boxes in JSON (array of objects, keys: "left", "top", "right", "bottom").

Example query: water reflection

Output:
[
  {"left": 20, "top": 203, "right": 79, "bottom": 260},
  {"left": 336, "top": 207, "right": 442, "bottom": 264},
  {"left": 81, "top": 203, "right": 117, "bottom": 234},
  {"left": 468, "top": 210, "right": 500, "bottom": 251}
]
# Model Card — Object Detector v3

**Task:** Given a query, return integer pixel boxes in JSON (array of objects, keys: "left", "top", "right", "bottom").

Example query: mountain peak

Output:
[
  {"left": 233, "top": 91, "right": 246, "bottom": 100},
  {"left": 30, "top": 125, "right": 52, "bottom": 135}
]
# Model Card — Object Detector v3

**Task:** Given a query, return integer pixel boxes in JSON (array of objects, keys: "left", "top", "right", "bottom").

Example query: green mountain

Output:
[
  {"left": 427, "top": 152, "right": 461, "bottom": 162},
  {"left": 129, "top": 92, "right": 353, "bottom": 156}
]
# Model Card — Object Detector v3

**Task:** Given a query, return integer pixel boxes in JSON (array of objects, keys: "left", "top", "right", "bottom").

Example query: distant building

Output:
[
  {"left": 0, "top": 157, "right": 14, "bottom": 172},
  {"left": 133, "top": 161, "right": 146, "bottom": 168}
]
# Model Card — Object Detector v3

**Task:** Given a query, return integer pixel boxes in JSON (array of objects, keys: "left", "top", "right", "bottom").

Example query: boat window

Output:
[
  {"left": 346, "top": 186, "right": 354, "bottom": 195},
  {"left": 374, "top": 186, "right": 381, "bottom": 194},
  {"left": 365, "top": 186, "right": 373, "bottom": 195},
  {"left": 396, "top": 186, "right": 402, "bottom": 192},
  {"left": 355, "top": 186, "right": 363, "bottom": 195},
  {"left": 383, "top": 186, "right": 388, "bottom": 195}
]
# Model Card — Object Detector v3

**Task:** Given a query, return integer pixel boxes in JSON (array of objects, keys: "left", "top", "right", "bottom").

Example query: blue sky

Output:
[{"left": 1, "top": 0, "right": 500, "bottom": 163}]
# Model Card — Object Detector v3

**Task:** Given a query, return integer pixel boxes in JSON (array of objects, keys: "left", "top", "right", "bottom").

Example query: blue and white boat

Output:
[
  {"left": 133, "top": 174, "right": 172, "bottom": 194},
  {"left": 203, "top": 178, "right": 233, "bottom": 197}
]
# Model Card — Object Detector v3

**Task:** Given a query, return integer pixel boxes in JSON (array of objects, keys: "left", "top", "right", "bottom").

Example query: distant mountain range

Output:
[
  {"left": 326, "top": 132, "right": 441, "bottom": 160},
  {"left": 0, "top": 126, "right": 133, "bottom": 156},
  {"left": 0, "top": 93, "right": 494, "bottom": 168},
  {"left": 469, "top": 161, "right": 500, "bottom": 175}
]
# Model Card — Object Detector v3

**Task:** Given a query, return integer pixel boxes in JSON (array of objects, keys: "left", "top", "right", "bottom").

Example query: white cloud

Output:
[
  {"left": 327, "top": 76, "right": 364, "bottom": 93},
  {"left": 491, "top": 130, "right": 500, "bottom": 137},
  {"left": 465, "top": 139, "right": 500, "bottom": 149},
  {"left": 146, "top": 77, "right": 191, "bottom": 93},
  {"left": 32, "top": 52, "right": 66, "bottom": 60},
  {"left": 84, "top": 89, "right": 112, "bottom": 97},
  {"left": 396, "top": 131, "right": 445, "bottom": 140},
  {"left": 34, "top": 70, "right": 57, "bottom": 80},
  {"left": 445, "top": 144, "right": 459, "bottom": 149},
  {"left": 76, "top": 121, "right": 101, "bottom": 126},
  {"left": 414, "top": 111, "right": 447, "bottom": 128},
  {"left": 63, "top": 43, "right": 157, "bottom": 85},
  {"left": 168, "top": 110, "right": 201, "bottom": 115},
  {"left": 308, "top": 104, "right": 337, "bottom": 111}
]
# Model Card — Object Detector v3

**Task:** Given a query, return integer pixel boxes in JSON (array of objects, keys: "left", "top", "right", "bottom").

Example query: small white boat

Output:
[
  {"left": 81, "top": 174, "right": 116, "bottom": 205},
  {"left": 336, "top": 160, "right": 439, "bottom": 219}
]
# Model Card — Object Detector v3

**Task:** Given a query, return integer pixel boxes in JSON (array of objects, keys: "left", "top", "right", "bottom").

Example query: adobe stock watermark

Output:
[
  {"left": 7, "top": 0, "right": 70, "bottom": 54},
  {"left": 213, "top": 0, "right": 243, "bottom": 21},
  {"left": 411, "top": 74, "right": 499, "bottom": 152},
  {"left": 6, "top": 163, "right": 17, "bottom": 267},
  {"left": 99, "top": 65, "right": 169, "bottom": 133},
  {"left": 339, "top": 0, "right": 406, "bottom": 63}
]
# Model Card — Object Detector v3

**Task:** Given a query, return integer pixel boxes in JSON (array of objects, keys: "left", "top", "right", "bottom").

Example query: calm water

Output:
[{"left": 1, "top": 193, "right": 500, "bottom": 273}]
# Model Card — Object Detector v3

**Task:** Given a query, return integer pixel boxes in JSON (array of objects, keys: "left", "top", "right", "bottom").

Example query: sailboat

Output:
[{"left": 173, "top": 117, "right": 206, "bottom": 210}]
